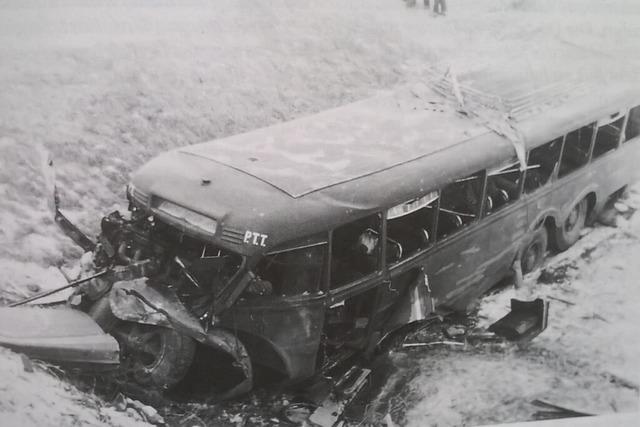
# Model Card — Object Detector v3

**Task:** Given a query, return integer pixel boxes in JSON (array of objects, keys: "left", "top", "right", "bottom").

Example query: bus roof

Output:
[
  {"left": 131, "top": 80, "right": 639, "bottom": 254},
  {"left": 180, "top": 86, "right": 488, "bottom": 198}
]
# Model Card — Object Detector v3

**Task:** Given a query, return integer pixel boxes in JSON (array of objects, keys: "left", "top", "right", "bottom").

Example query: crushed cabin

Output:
[{"left": 1, "top": 76, "right": 639, "bottom": 397}]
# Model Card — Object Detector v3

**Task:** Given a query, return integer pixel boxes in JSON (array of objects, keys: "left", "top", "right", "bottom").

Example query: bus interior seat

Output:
[
  {"left": 485, "top": 196, "right": 494, "bottom": 213},
  {"left": 420, "top": 228, "right": 430, "bottom": 246},
  {"left": 386, "top": 238, "right": 403, "bottom": 263},
  {"left": 387, "top": 218, "right": 430, "bottom": 257},
  {"left": 438, "top": 212, "right": 464, "bottom": 237}
]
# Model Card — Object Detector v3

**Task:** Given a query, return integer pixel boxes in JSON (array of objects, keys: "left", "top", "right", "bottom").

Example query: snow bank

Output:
[{"left": 0, "top": 347, "right": 149, "bottom": 427}]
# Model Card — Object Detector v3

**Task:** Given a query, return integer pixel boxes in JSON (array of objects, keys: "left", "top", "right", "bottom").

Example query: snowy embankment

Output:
[
  {"left": 1, "top": 0, "right": 639, "bottom": 425},
  {"left": 404, "top": 188, "right": 640, "bottom": 426}
]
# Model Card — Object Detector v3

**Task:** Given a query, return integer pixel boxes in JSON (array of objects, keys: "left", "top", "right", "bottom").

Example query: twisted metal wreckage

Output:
[{"left": 0, "top": 75, "right": 555, "bottom": 401}]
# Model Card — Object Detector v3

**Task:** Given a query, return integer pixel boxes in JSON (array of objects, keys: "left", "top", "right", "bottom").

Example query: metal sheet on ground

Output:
[{"left": 0, "top": 306, "right": 119, "bottom": 366}]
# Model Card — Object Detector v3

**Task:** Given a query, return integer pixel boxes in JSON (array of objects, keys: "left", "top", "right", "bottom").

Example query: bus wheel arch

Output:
[
  {"left": 542, "top": 215, "right": 558, "bottom": 234},
  {"left": 233, "top": 331, "right": 297, "bottom": 382},
  {"left": 585, "top": 192, "right": 597, "bottom": 223}
]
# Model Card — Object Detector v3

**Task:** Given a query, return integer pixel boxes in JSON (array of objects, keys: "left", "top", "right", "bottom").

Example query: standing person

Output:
[{"left": 434, "top": 0, "right": 447, "bottom": 15}]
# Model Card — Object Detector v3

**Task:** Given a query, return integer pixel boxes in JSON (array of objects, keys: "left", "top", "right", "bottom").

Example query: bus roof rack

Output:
[{"left": 424, "top": 66, "right": 588, "bottom": 121}]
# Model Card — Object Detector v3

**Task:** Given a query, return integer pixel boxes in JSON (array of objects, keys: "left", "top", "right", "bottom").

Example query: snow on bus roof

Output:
[{"left": 180, "top": 85, "right": 488, "bottom": 198}]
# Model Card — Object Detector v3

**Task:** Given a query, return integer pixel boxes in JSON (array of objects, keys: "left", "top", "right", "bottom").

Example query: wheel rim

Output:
[
  {"left": 127, "top": 326, "right": 165, "bottom": 370},
  {"left": 522, "top": 242, "right": 540, "bottom": 273}
]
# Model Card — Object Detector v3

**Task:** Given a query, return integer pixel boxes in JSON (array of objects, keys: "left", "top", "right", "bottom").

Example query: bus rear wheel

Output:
[
  {"left": 552, "top": 198, "right": 588, "bottom": 252},
  {"left": 520, "top": 227, "right": 548, "bottom": 274}
]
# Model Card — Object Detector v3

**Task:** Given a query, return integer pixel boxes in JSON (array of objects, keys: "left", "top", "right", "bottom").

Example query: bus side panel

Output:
[
  {"left": 426, "top": 205, "right": 527, "bottom": 312},
  {"left": 594, "top": 139, "right": 640, "bottom": 202},
  {"left": 219, "top": 295, "right": 326, "bottom": 381},
  {"left": 529, "top": 142, "right": 640, "bottom": 229}
]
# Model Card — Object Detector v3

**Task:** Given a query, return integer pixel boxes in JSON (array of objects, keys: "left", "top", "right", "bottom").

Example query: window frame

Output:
[
  {"left": 623, "top": 105, "right": 640, "bottom": 143},
  {"left": 523, "top": 135, "right": 564, "bottom": 195},
  {"left": 385, "top": 190, "right": 440, "bottom": 268},
  {"left": 256, "top": 238, "right": 330, "bottom": 297},
  {"left": 558, "top": 122, "right": 596, "bottom": 178},
  {"left": 591, "top": 112, "right": 625, "bottom": 159},
  {"left": 435, "top": 169, "right": 487, "bottom": 242},
  {"left": 327, "top": 212, "right": 386, "bottom": 299},
  {"left": 482, "top": 158, "right": 523, "bottom": 217}
]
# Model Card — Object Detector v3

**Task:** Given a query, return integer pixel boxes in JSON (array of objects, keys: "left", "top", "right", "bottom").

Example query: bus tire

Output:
[
  {"left": 552, "top": 198, "right": 588, "bottom": 252},
  {"left": 520, "top": 227, "right": 548, "bottom": 274},
  {"left": 124, "top": 324, "right": 197, "bottom": 391}
]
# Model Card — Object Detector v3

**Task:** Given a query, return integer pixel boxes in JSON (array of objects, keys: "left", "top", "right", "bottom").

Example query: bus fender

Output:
[
  {"left": 202, "top": 328, "right": 254, "bottom": 399},
  {"left": 109, "top": 278, "right": 208, "bottom": 342},
  {"left": 528, "top": 209, "right": 559, "bottom": 233},
  {"left": 110, "top": 279, "right": 254, "bottom": 398},
  {"left": 563, "top": 187, "right": 599, "bottom": 222}
]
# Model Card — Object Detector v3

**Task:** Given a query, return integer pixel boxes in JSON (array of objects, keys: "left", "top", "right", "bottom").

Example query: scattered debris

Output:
[
  {"left": 20, "top": 354, "right": 35, "bottom": 373},
  {"left": 281, "top": 402, "right": 317, "bottom": 425},
  {"left": 605, "top": 372, "right": 640, "bottom": 391},
  {"left": 580, "top": 313, "right": 609, "bottom": 323},
  {"left": 402, "top": 341, "right": 464, "bottom": 348},
  {"left": 382, "top": 413, "right": 396, "bottom": 427},
  {"left": 309, "top": 365, "right": 371, "bottom": 427},
  {"left": 538, "top": 264, "right": 578, "bottom": 284},
  {"left": 445, "top": 325, "right": 466, "bottom": 337},
  {"left": 530, "top": 399, "right": 593, "bottom": 420},
  {"left": 109, "top": 394, "right": 165, "bottom": 425},
  {"left": 546, "top": 295, "right": 575, "bottom": 306},
  {"left": 176, "top": 414, "right": 206, "bottom": 427},
  {"left": 488, "top": 299, "right": 549, "bottom": 342},
  {"left": 614, "top": 202, "right": 629, "bottom": 213},
  {"left": 112, "top": 393, "right": 127, "bottom": 412}
]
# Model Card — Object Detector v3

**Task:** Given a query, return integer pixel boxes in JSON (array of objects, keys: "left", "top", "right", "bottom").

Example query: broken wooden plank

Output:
[{"left": 402, "top": 341, "right": 464, "bottom": 348}]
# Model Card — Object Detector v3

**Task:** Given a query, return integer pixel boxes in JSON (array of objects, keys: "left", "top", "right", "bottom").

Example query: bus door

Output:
[
  {"left": 477, "top": 158, "right": 528, "bottom": 285},
  {"left": 384, "top": 192, "right": 440, "bottom": 320},
  {"left": 427, "top": 163, "right": 526, "bottom": 312},
  {"left": 326, "top": 213, "right": 386, "bottom": 349},
  {"left": 423, "top": 170, "right": 489, "bottom": 312}
]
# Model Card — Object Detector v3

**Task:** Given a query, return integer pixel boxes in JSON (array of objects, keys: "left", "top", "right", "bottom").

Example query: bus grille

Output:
[
  {"left": 221, "top": 227, "right": 245, "bottom": 245},
  {"left": 131, "top": 188, "right": 150, "bottom": 207}
]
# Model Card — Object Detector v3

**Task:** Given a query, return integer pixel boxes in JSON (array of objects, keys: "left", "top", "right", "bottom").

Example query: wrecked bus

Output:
[{"left": 2, "top": 78, "right": 640, "bottom": 397}]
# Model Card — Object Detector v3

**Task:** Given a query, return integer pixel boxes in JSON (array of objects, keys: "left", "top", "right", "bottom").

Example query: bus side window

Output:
[
  {"left": 524, "top": 137, "right": 562, "bottom": 194},
  {"left": 437, "top": 171, "right": 483, "bottom": 240},
  {"left": 559, "top": 123, "right": 594, "bottom": 178},
  {"left": 255, "top": 242, "right": 326, "bottom": 296},
  {"left": 387, "top": 192, "right": 438, "bottom": 264},
  {"left": 593, "top": 113, "right": 624, "bottom": 158},
  {"left": 484, "top": 159, "right": 521, "bottom": 216},
  {"left": 624, "top": 105, "right": 640, "bottom": 142},
  {"left": 330, "top": 214, "right": 382, "bottom": 289}
]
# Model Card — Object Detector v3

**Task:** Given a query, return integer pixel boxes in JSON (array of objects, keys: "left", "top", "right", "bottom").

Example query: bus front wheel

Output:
[
  {"left": 552, "top": 198, "right": 588, "bottom": 252},
  {"left": 117, "top": 324, "right": 197, "bottom": 391}
]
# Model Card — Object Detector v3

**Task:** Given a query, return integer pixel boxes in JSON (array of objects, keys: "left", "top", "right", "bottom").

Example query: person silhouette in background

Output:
[{"left": 434, "top": 0, "right": 447, "bottom": 15}]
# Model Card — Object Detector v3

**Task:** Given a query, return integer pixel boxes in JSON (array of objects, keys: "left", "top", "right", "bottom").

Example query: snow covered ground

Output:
[
  {"left": 403, "top": 189, "right": 640, "bottom": 426},
  {"left": 0, "top": 0, "right": 639, "bottom": 425}
]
